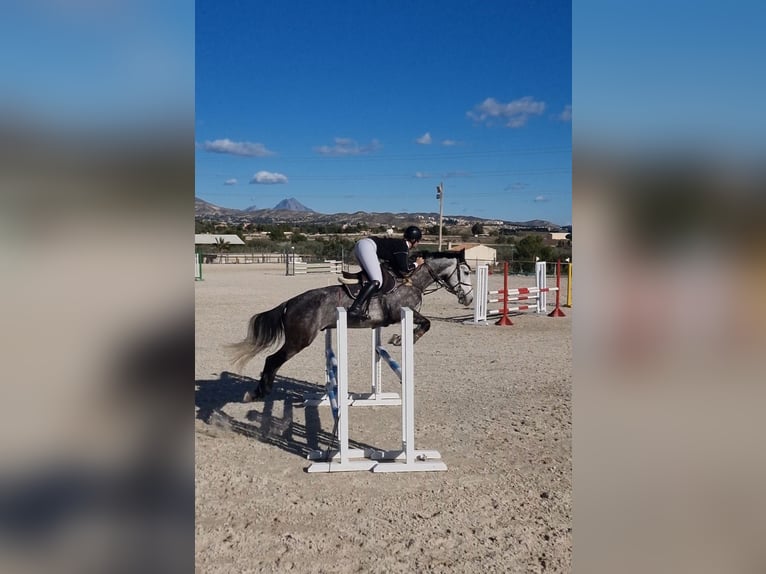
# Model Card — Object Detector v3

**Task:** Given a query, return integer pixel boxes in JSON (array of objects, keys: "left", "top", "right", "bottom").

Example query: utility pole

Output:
[{"left": 436, "top": 182, "right": 444, "bottom": 250}]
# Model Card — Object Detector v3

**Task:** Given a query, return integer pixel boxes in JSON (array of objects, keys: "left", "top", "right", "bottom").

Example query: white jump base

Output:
[{"left": 306, "top": 307, "right": 447, "bottom": 473}]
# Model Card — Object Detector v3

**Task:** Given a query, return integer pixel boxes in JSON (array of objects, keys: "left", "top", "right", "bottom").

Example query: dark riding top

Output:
[{"left": 370, "top": 237, "right": 416, "bottom": 277}]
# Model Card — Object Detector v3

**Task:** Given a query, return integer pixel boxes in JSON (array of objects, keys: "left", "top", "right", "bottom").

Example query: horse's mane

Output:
[{"left": 414, "top": 249, "right": 466, "bottom": 262}]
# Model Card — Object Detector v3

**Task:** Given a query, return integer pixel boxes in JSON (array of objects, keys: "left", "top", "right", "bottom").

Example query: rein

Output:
[{"left": 420, "top": 259, "right": 470, "bottom": 297}]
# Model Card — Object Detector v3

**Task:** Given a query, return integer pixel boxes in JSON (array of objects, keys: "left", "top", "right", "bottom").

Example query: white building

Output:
[
  {"left": 194, "top": 233, "right": 246, "bottom": 246},
  {"left": 447, "top": 243, "right": 497, "bottom": 269}
]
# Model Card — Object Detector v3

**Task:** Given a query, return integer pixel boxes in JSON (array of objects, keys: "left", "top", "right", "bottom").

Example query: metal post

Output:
[{"left": 436, "top": 182, "right": 444, "bottom": 251}]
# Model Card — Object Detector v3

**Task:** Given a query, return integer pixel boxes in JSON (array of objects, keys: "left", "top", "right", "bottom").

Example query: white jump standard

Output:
[
  {"left": 472, "top": 261, "right": 565, "bottom": 325},
  {"left": 306, "top": 307, "right": 447, "bottom": 473},
  {"left": 304, "top": 322, "right": 402, "bottom": 408}
]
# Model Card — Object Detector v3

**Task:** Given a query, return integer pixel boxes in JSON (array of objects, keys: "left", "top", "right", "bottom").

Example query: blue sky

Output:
[
  {"left": 0, "top": 1, "right": 193, "bottom": 128},
  {"left": 574, "top": 1, "right": 766, "bottom": 156},
  {"left": 196, "top": 1, "right": 572, "bottom": 225}
]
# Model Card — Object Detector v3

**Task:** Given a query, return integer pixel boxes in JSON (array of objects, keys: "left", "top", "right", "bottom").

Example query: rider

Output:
[{"left": 347, "top": 226, "right": 425, "bottom": 320}]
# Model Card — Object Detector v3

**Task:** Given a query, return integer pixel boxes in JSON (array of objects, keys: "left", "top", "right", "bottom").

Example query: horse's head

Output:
[{"left": 420, "top": 250, "right": 474, "bottom": 306}]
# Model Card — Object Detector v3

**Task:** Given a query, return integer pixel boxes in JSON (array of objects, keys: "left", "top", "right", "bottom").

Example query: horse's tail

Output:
[{"left": 227, "top": 303, "right": 287, "bottom": 370}]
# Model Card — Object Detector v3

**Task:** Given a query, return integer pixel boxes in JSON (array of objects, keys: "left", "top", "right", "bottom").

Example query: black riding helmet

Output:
[{"left": 403, "top": 226, "right": 422, "bottom": 242}]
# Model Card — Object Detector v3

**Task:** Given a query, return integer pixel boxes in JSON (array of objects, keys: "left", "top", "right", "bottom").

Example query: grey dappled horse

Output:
[{"left": 228, "top": 251, "right": 474, "bottom": 400}]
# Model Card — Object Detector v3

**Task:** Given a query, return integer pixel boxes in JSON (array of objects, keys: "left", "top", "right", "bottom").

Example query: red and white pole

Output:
[
  {"left": 495, "top": 261, "right": 513, "bottom": 326},
  {"left": 547, "top": 259, "right": 566, "bottom": 317}
]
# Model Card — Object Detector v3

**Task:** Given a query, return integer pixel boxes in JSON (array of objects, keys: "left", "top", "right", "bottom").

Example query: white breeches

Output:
[{"left": 354, "top": 238, "right": 382, "bottom": 284}]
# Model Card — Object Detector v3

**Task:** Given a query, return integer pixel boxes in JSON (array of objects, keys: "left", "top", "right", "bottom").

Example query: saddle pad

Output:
[{"left": 339, "top": 266, "right": 398, "bottom": 298}]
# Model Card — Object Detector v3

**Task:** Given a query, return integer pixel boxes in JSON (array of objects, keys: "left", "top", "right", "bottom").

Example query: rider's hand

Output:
[{"left": 415, "top": 256, "right": 425, "bottom": 267}]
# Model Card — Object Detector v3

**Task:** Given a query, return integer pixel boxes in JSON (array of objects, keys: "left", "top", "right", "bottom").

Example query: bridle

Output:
[{"left": 421, "top": 258, "right": 473, "bottom": 303}]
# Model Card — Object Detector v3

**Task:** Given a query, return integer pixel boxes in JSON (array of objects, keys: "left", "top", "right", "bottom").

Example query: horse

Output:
[{"left": 228, "top": 251, "right": 474, "bottom": 400}]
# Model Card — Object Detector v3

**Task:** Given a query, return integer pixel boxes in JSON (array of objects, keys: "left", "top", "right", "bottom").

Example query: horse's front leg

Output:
[
  {"left": 411, "top": 309, "right": 431, "bottom": 343},
  {"left": 388, "top": 310, "right": 430, "bottom": 346}
]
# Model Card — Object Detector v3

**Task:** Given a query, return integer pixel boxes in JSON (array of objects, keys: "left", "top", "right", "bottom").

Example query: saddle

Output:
[{"left": 338, "top": 264, "right": 401, "bottom": 299}]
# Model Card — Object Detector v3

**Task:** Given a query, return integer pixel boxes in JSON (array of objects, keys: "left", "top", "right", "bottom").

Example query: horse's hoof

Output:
[
  {"left": 388, "top": 334, "right": 402, "bottom": 346},
  {"left": 243, "top": 391, "right": 254, "bottom": 402}
]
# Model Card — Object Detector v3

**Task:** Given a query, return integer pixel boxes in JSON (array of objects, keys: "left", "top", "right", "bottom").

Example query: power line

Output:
[
  {"left": 196, "top": 167, "right": 571, "bottom": 182},
  {"left": 199, "top": 188, "right": 571, "bottom": 199},
  {"left": 196, "top": 146, "right": 571, "bottom": 162},
  {"left": 268, "top": 147, "right": 572, "bottom": 162}
]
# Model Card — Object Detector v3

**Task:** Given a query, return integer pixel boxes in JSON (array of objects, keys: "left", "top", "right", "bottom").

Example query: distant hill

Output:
[
  {"left": 194, "top": 196, "right": 564, "bottom": 230},
  {"left": 273, "top": 197, "right": 314, "bottom": 212},
  {"left": 195, "top": 197, "right": 241, "bottom": 217}
]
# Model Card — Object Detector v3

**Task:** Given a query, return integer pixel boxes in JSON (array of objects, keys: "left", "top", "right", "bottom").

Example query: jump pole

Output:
[
  {"left": 495, "top": 261, "right": 513, "bottom": 325},
  {"left": 307, "top": 307, "right": 445, "bottom": 473},
  {"left": 324, "top": 329, "right": 340, "bottom": 420},
  {"left": 306, "top": 308, "right": 378, "bottom": 472},
  {"left": 473, "top": 261, "right": 563, "bottom": 324},
  {"left": 363, "top": 327, "right": 404, "bottom": 406},
  {"left": 547, "top": 260, "right": 566, "bottom": 317},
  {"left": 371, "top": 307, "right": 447, "bottom": 473},
  {"left": 304, "top": 319, "right": 401, "bottom": 409},
  {"left": 565, "top": 259, "right": 572, "bottom": 308}
]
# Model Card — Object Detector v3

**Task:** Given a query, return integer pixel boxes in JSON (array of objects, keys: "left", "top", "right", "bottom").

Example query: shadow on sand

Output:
[{"left": 195, "top": 371, "right": 378, "bottom": 462}]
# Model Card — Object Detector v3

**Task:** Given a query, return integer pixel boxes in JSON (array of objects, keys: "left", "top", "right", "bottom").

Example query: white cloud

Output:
[
  {"left": 314, "top": 137, "right": 382, "bottom": 156},
  {"left": 202, "top": 138, "right": 275, "bottom": 157},
  {"left": 250, "top": 171, "right": 288, "bottom": 184},
  {"left": 416, "top": 132, "right": 432, "bottom": 145},
  {"left": 414, "top": 171, "right": 432, "bottom": 178},
  {"left": 441, "top": 139, "right": 459, "bottom": 146},
  {"left": 534, "top": 195, "right": 548, "bottom": 202},
  {"left": 467, "top": 96, "right": 545, "bottom": 128},
  {"left": 557, "top": 104, "right": 572, "bottom": 122},
  {"left": 224, "top": 178, "right": 238, "bottom": 186}
]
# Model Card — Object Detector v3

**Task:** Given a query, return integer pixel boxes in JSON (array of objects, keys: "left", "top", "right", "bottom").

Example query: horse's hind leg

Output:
[
  {"left": 251, "top": 335, "right": 316, "bottom": 400},
  {"left": 242, "top": 347, "right": 288, "bottom": 402},
  {"left": 252, "top": 348, "right": 289, "bottom": 398}
]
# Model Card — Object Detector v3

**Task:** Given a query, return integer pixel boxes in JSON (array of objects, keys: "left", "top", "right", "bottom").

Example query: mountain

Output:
[
  {"left": 194, "top": 196, "right": 564, "bottom": 230},
  {"left": 195, "top": 197, "right": 240, "bottom": 217},
  {"left": 273, "top": 197, "right": 314, "bottom": 212}
]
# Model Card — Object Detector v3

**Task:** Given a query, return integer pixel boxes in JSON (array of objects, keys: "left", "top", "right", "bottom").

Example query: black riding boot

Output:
[{"left": 347, "top": 281, "right": 379, "bottom": 320}]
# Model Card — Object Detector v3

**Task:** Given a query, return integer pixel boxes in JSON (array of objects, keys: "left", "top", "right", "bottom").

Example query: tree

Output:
[
  {"left": 471, "top": 222, "right": 484, "bottom": 236},
  {"left": 495, "top": 245, "right": 515, "bottom": 262},
  {"left": 514, "top": 235, "right": 553, "bottom": 271},
  {"left": 247, "top": 238, "right": 272, "bottom": 251},
  {"left": 213, "top": 237, "right": 231, "bottom": 253},
  {"left": 195, "top": 219, "right": 216, "bottom": 233},
  {"left": 268, "top": 228, "right": 285, "bottom": 241},
  {"left": 315, "top": 236, "right": 355, "bottom": 260}
]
